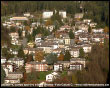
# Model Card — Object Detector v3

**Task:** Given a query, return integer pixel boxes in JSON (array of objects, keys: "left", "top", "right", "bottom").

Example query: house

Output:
[
  {"left": 78, "top": 24, "right": 88, "bottom": 32},
  {"left": 2, "top": 62, "right": 13, "bottom": 73},
  {"left": 83, "top": 19, "right": 91, "bottom": 24},
  {"left": 90, "top": 22, "right": 97, "bottom": 27},
  {"left": 82, "top": 44, "right": 92, "bottom": 53},
  {"left": 46, "top": 72, "right": 59, "bottom": 82},
  {"left": 4, "top": 78, "right": 20, "bottom": 84},
  {"left": 24, "top": 13, "right": 30, "bottom": 17},
  {"left": 54, "top": 63, "right": 63, "bottom": 71},
  {"left": 35, "top": 34, "right": 42, "bottom": 46},
  {"left": 23, "top": 48, "right": 29, "bottom": 54},
  {"left": 25, "top": 61, "right": 48, "bottom": 73},
  {"left": 60, "top": 25, "right": 71, "bottom": 31},
  {"left": 11, "top": 39, "right": 19, "bottom": 45},
  {"left": 39, "top": 81, "right": 47, "bottom": 87},
  {"left": 74, "top": 13, "right": 84, "bottom": 19},
  {"left": 27, "top": 42, "right": 35, "bottom": 48},
  {"left": 10, "top": 17, "right": 28, "bottom": 21},
  {"left": 43, "top": 11, "right": 53, "bottom": 18},
  {"left": 57, "top": 61, "right": 70, "bottom": 68},
  {"left": 59, "top": 10, "right": 67, "bottom": 18},
  {"left": 9, "top": 32, "right": 19, "bottom": 40},
  {"left": 70, "top": 62, "right": 83, "bottom": 70},
  {"left": 69, "top": 48, "right": 80, "bottom": 58},
  {"left": 92, "top": 35, "right": 104, "bottom": 43},
  {"left": 70, "top": 58, "right": 86, "bottom": 68},
  {"left": 63, "top": 35, "right": 70, "bottom": 45},
  {"left": 8, "top": 58, "right": 24, "bottom": 67},
  {"left": 92, "top": 28, "right": 104, "bottom": 33},
  {"left": 46, "top": 25, "right": 55, "bottom": 32},
  {"left": 1, "top": 57, "right": 7, "bottom": 64},
  {"left": 7, "top": 72, "right": 23, "bottom": 79}
]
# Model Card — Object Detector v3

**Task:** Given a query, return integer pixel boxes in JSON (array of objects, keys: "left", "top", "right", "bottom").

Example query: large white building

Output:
[
  {"left": 43, "top": 11, "right": 53, "bottom": 19},
  {"left": 42, "top": 10, "right": 67, "bottom": 19},
  {"left": 59, "top": 11, "right": 67, "bottom": 18}
]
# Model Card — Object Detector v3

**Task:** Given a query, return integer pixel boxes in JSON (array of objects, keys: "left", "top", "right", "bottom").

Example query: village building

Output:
[
  {"left": 25, "top": 61, "right": 48, "bottom": 73},
  {"left": 70, "top": 58, "right": 86, "bottom": 68},
  {"left": 53, "top": 63, "right": 63, "bottom": 71},
  {"left": 70, "top": 62, "right": 83, "bottom": 70},
  {"left": 7, "top": 58, "right": 24, "bottom": 68}
]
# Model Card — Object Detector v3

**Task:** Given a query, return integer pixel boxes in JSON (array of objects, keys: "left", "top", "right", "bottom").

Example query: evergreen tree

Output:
[
  {"left": 64, "top": 50, "right": 71, "bottom": 61},
  {"left": 46, "top": 53, "right": 57, "bottom": 65},
  {"left": 1, "top": 66, "right": 6, "bottom": 84},
  {"left": 79, "top": 48, "right": 85, "bottom": 58},
  {"left": 69, "top": 30, "right": 75, "bottom": 39}
]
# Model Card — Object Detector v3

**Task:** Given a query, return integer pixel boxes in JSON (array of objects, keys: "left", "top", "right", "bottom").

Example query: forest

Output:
[{"left": 1, "top": 1, "right": 109, "bottom": 27}]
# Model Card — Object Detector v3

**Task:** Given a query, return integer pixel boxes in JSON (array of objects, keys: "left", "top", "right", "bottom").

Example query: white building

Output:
[
  {"left": 54, "top": 63, "right": 63, "bottom": 71},
  {"left": 8, "top": 58, "right": 24, "bottom": 67},
  {"left": 59, "top": 11, "right": 67, "bottom": 18},
  {"left": 82, "top": 44, "right": 92, "bottom": 53},
  {"left": 4, "top": 78, "right": 20, "bottom": 84},
  {"left": 46, "top": 72, "right": 59, "bottom": 82},
  {"left": 1, "top": 57, "right": 6, "bottom": 64},
  {"left": 9, "top": 32, "right": 19, "bottom": 40},
  {"left": 70, "top": 58, "right": 86, "bottom": 68},
  {"left": 10, "top": 17, "right": 28, "bottom": 21},
  {"left": 92, "top": 28, "right": 104, "bottom": 33},
  {"left": 70, "top": 63, "right": 83, "bottom": 70},
  {"left": 70, "top": 48, "right": 79, "bottom": 58},
  {"left": 43, "top": 11, "right": 53, "bottom": 19},
  {"left": 24, "top": 13, "right": 30, "bottom": 17}
]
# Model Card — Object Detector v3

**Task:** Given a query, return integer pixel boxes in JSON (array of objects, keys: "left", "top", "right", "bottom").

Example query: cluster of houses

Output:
[
  {"left": 1, "top": 10, "right": 109, "bottom": 84},
  {"left": 1, "top": 57, "right": 24, "bottom": 84}
]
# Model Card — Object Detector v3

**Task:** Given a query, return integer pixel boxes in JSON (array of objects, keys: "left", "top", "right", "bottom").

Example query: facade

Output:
[
  {"left": 70, "top": 48, "right": 79, "bottom": 58},
  {"left": 8, "top": 72, "right": 23, "bottom": 79},
  {"left": 70, "top": 58, "right": 86, "bottom": 68},
  {"left": 70, "top": 63, "right": 83, "bottom": 70},
  {"left": 4, "top": 78, "right": 20, "bottom": 84},
  {"left": 59, "top": 11, "right": 67, "bottom": 18},
  {"left": 1, "top": 57, "right": 7, "bottom": 64},
  {"left": 46, "top": 72, "right": 59, "bottom": 82},
  {"left": 43, "top": 11, "right": 53, "bottom": 18},
  {"left": 92, "top": 28, "right": 104, "bottom": 33},
  {"left": 25, "top": 61, "right": 48, "bottom": 73},
  {"left": 54, "top": 63, "right": 63, "bottom": 71},
  {"left": 57, "top": 61, "right": 70, "bottom": 68},
  {"left": 8, "top": 58, "right": 24, "bottom": 67},
  {"left": 10, "top": 17, "right": 28, "bottom": 21},
  {"left": 82, "top": 44, "right": 92, "bottom": 53}
]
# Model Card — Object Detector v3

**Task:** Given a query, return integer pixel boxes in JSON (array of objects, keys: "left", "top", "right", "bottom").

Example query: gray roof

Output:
[
  {"left": 70, "top": 58, "right": 86, "bottom": 61},
  {"left": 8, "top": 58, "right": 24, "bottom": 61},
  {"left": 26, "top": 61, "right": 47, "bottom": 65}
]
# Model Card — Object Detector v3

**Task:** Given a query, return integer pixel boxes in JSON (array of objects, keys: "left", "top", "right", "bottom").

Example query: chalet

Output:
[
  {"left": 78, "top": 24, "right": 88, "bottom": 32},
  {"left": 35, "top": 34, "right": 42, "bottom": 45},
  {"left": 46, "top": 25, "right": 55, "bottom": 32},
  {"left": 92, "top": 35, "right": 104, "bottom": 43},
  {"left": 54, "top": 63, "right": 63, "bottom": 71},
  {"left": 46, "top": 72, "right": 59, "bottom": 82},
  {"left": 27, "top": 42, "right": 35, "bottom": 48},
  {"left": 25, "top": 61, "right": 48, "bottom": 73},
  {"left": 70, "top": 58, "right": 86, "bottom": 68}
]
